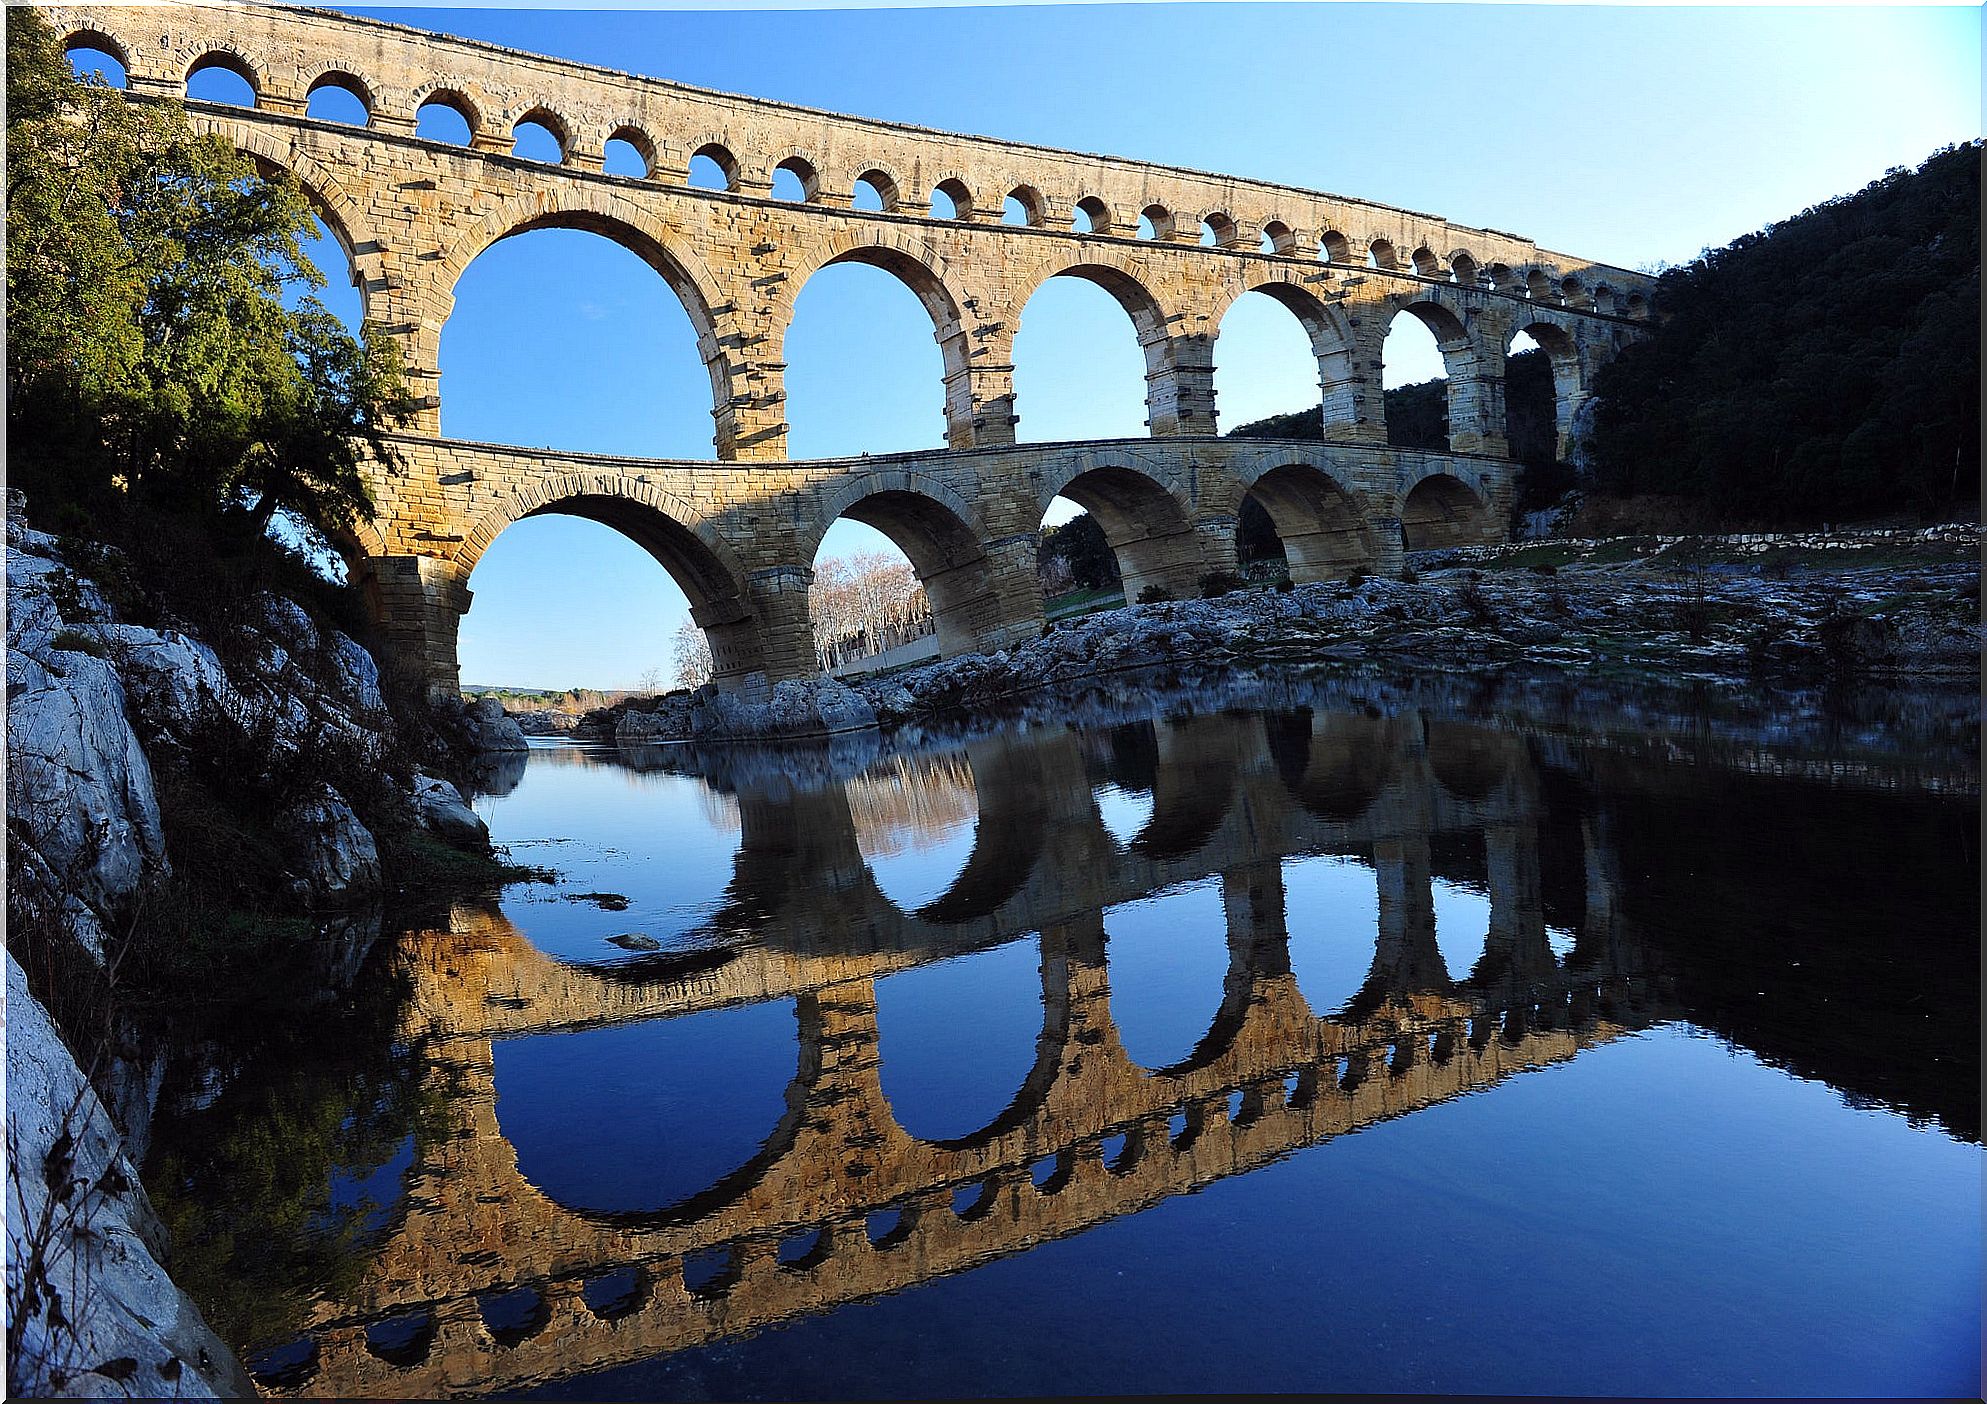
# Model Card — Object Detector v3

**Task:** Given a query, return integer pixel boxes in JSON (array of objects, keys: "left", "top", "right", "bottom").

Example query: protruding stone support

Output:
[
  {"left": 354, "top": 554, "right": 469, "bottom": 701},
  {"left": 1446, "top": 355, "right": 1510, "bottom": 459},
  {"left": 718, "top": 361, "right": 789, "bottom": 462}
]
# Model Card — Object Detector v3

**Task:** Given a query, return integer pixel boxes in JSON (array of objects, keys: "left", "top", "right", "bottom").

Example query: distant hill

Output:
[{"left": 1588, "top": 143, "right": 1980, "bottom": 523}]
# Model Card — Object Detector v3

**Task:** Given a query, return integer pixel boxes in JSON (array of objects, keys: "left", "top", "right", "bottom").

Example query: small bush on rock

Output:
[
  {"left": 1197, "top": 570, "right": 1246, "bottom": 598},
  {"left": 1136, "top": 586, "right": 1175, "bottom": 605}
]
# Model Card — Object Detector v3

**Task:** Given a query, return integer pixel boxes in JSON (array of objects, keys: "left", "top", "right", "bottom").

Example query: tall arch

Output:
[
  {"left": 1210, "top": 277, "right": 1361, "bottom": 439},
  {"left": 1384, "top": 298, "right": 1497, "bottom": 455},
  {"left": 778, "top": 236, "right": 972, "bottom": 451},
  {"left": 1015, "top": 259, "right": 1184, "bottom": 439},
  {"left": 1511, "top": 319, "right": 1586, "bottom": 458},
  {"left": 1399, "top": 471, "right": 1496, "bottom": 552},
  {"left": 433, "top": 196, "right": 737, "bottom": 456}
]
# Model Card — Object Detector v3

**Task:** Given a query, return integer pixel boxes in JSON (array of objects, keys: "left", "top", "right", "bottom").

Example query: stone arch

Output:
[
  {"left": 773, "top": 154, "right": 822, "bottom": 202},
  {"left": 1072, "top": 195, "right": 1113, "bottom": 235},
  {"left": 1138, "top": 203, "right": 1174, "bottom": 240},
  {"left": 1233, "top": 460, "right": 1379, "bottom": 582},
  {"left": 687, "top": 139, "right": 740, "bottom": 191},
  {"left": 60, "top": 24, "right": 132, "bottom": 75},
  {"left": 225, "top": 126, "right": 384, "bottom": 326},
  {"left": 1385, "top": 297, "right": 1486, "bottom": 454},
  {"left": 410, "top": 82, "right": 485, "bottom": 143},
  {"left": 1210, "top": 274, "right": 1361, "bottom": 437},
  {"left": 803, "top": 474, "right": 1020, "bottom": 661},
  {"left": 507, "top": 104, "right": 571, "bottom": 163},
  {"left": 1260, "top": 220, "right": 1297, "bottom": 255},
  {"left": 777, "top": 232, "right": 975, "bottom": 444},
  {"left": 603, "top": 124, "right": 657, "bottom": 178},
  {"left": 1200, "top": 210, "right": 1240, "bottom": 247},
  {"left": 1037, "top": 454, "right": 1206, "bottom": 601},
  {"left": 1411, "top": 246, "right": 1444, "bottom": 278},
  {"left": 457, "top": 473, "right": 770, "bottom": 688},
  {"left": 305, "top": 68, "right": 374, "bottom": 124},
  {"left": 1319, "top": 229, "right": 1353, "bottom": 264},
  {"left": 1399, "top": 470, "right": 1496, "bottom": 552},
  {"left": 1004, "top": 184, "right": 1048, "bottom": 226},
  {"left": 1368, "top": 237, "right": 1400, "bottom": 270},
  {"left": 1424, "top": 720, "right": 1515, "bottom": 808},
  {"left": 434, "top": 193, "right": 737, "bottom": 454},
  {"left": 929, "top": 174, "right": 976, "bottom": 221},
  {"left": 852, "top": 165, "right": 904, "bottom": 211},
  {"left": 1015, "top": 254, "right": 1183, "bottom": 438},
  {"left": 1448, "top": 250, "right": 1480, "bottom": 287},
  {"left": 1513, "top": 317, "right": 1586, "bottom": 457},
  {"left": 1264, "top": 708, "right": 1399, "bottom": 823},
  {"left": 184, "top": 45, "right": 261, "bottom": 101}
]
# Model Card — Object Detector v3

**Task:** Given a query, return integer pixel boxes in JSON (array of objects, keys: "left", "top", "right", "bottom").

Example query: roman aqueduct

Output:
[{"left": 51, "top": 2, "right": 1657, "bottom": 695}]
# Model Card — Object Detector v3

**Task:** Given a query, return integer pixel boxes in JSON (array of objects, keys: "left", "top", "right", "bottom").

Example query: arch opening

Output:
[
  {"left": 853, "top": 169, "right": 899, "bottom": 212},
  {"left": 1045, "top": 464, "right": 1201, "bottom": 603},
  {"left": 510, "top": 115, "right": 565, "bottom": 164},
  {"left": 811, "top": 489, "right": 998, "bottom": 663},
  {"left": 930, "top": 178, "right": 974, "bottom": 220},
  {"left": 772, "top": 156, "right": 818, "bottom": 202},
  {"left": 1401, "top": 473, "right": 1494, "bottom": 551},
  {"left": 1072, "top": 196, "right": 1112, "bottom": 235},
  {"left": 1319, "top": 229, "right": 1352, "bottom": 264},
  {"left": 875, "top": 935, "right": 1051, "bottom": 1145},
  {"left": 784, "top": 252, "right": 960, "bottom": 458},
  {"left": 689, "top": 143, "right": 738, "bottom": 191},
  {"left": 1137, "top": 204, "right": 1172, "bottom": 241},
  {"left": 1260, "top": 220, "right": 1296, "bottom": 255},
  {"left": 1105, "top": 878, "right": 1232, "bottom": 1073},
  {"left": 415, "top": 93, "right": 475, "bottom": 145},
  {"left": 603, "top": 128, "right": 654, "bottom": 179},
  {"left": 1013, "top": 267, "right": 1166, "bottom": 443},
  {"left": 1242, "top": 464, "right": 1376, "bottom": 584},
  {"left": 1507, "top": 323, "right": 1579, "bottom": 489},
  {"left": 1002, "top": 185, "right": 1045, "bottom": 227},
  {"left": 305, "top": 73, "right": 370, "bottom": 126},
  {"left": 63, "top": 32, "right": 128, "bottom": 86},
  {"left": 1450, "top": 251, "right": 1480, "bottom": 287},
  {"left": 1212, "top": 287, "right": 1328, "bottom": 440},
  {"left": 1382, "top": 303, "right": 1474, "bottom": 453},
  {"left": 441, "top": 224, "right": 721, "bottom": 458},
  {"left": 1200, "top": 212, "right": 1238, "bottom": 247},
  {"left": 186, "top": 53, "right": 256, "bottom": 107},
  {"left": 1037, "top": 496, "right": 1125, "bottom": 621}
]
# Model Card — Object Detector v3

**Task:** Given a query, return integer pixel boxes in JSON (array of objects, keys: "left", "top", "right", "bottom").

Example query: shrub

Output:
[
  {"left": 1344, "top": 572, "right": 1367, "bottom": 590},
  {"left": 1528, "top": 561, "right": 1559, "bottom": 577},
  {"left": 1135, "top": 585, "right": 1175, "bottom": 605},
  {"left": 1457, "top": 577, "right": 1498, "bottom": 627},
  {"left": 1197, "top": 570, "right": 1247, "bottom": 598},
  {"left": 1273, "top": 576, "right": 1296, "bottom": 593},
  {"left": 1399, "top": 563, "right": 1420, "bottom": 584}
]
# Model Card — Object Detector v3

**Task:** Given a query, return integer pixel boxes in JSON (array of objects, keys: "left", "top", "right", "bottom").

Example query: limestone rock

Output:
[
  {"left": 6, "top": 954, "right": 254, "bottom": 1400},
  {"left": 279, "top": 783, "right": 383, "bottom": 901},
  {"left": 689, "top": 675, "right": 877, "bottom": 740},
  {"left": 616, "top": 692, "right": 692, "bottom": 744},
  {"left": 461, "top": 695, "right": 529, "bottom": 752},
  {"left": 413, "top": 771, "right": 490, "bottom": 850}
]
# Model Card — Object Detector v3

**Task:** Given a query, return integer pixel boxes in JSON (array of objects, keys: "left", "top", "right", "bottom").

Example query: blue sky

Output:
[{"left": 212, "top": 4, "right": 1981, "bottom": 687}]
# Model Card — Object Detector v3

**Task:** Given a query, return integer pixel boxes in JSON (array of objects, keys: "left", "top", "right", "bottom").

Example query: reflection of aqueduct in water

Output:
[
  {"left": 52, "top": 3, "right": 1658, "bottom": 697},
  {"left": 268, "top": 711, "right": 1671, "bottom": 1397}
]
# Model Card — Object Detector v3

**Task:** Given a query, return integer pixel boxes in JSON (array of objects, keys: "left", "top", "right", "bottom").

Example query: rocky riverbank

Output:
[
  {"left": 591, "top": 525, "right": 1980, "bottom": 745},
  {"left": 4, "top": 500, "right": 528, "bottom": 1399}
]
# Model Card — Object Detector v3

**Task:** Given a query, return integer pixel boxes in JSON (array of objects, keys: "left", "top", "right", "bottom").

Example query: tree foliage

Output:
[
  {"left": 1588, "top": 144, "right": 1980, "bottom": 521},
  {"left": 7, "top": 9, "right": 412, "bottom": 549},
  {"left": 1038, "top": 512, "right": 1120, "bottom": 590}
]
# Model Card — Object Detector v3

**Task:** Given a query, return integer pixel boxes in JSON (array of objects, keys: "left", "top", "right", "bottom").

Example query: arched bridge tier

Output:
[
  {"left": 51, "top": 2, "right": 1655, "bottom": 696},
  {"left": 356, "top": 433, "right": 1522, "bottom": 695}
]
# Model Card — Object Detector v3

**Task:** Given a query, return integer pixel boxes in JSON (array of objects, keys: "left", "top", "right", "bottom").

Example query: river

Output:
[{"left": 140, "top": 671, "right": 1981, "bottom": 1400}]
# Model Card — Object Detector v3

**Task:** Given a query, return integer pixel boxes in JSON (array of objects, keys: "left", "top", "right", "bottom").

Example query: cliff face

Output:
[{"left": 3, "top": 497, "right": 523, "bottom": 1399}]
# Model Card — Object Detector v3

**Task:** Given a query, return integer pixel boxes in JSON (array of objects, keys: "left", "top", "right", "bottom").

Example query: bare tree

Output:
[{"left": 672, "top": 616, "right": 712, "bottom": 689}]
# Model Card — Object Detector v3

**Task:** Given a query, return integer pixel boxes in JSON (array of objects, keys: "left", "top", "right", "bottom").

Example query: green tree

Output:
[
  {"left": 1039, "top": 512, "right": 1121, "bottom": 590},
  {"left": 6, "top": 9, "right": 412, "bottom": 548}
]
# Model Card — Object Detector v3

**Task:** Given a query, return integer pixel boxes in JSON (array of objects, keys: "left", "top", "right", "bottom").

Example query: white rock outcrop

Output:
[
  {"left": 5, "top": 954, "right": 255, "bottom": 1400},
  {"left": 413, "top": 771, "right": 490, "bottom": 849}
]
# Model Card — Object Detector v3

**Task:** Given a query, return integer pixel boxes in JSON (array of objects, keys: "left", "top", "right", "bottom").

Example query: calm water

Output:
[{"left": 143, "top": 676, "right": 1982, "bottom": 1399}]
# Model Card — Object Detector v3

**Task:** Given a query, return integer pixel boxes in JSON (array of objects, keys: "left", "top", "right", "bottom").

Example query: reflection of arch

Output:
[
  {"left": 1424, "top": 720, "right": 1513, "bottom": 806},
  {"left": 1036, "top": 456, "right": 1203, "bottom": 600},
  {"left": 876, "top": 935, "right": 1070, "bottom": 1150},
  {"left": 459, "top": 476, "right": 766, "bottom": 686},
  {"left": 1236, "top": 462, "right": 1377, "bottom": 581},
  {"left": 1128, "top": 718, "right": 1236, "bottom": 862},
  {"left": 913, "top": 738, "right": 1051, "bottom": 923},
  {"left": 1399, "top": 472, "right": 1495, "bottom": 552},
  {"left": 1264, "top": 709, "right": 1397, "bottom": 821},
  {"left": 806, "top": 477, "right": 1004, "bottom": 662}
]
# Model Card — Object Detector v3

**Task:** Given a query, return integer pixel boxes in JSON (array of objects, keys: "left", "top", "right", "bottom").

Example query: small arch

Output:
[
  {"left": 603, "top": 126, "right": 655, "bottom": 179},
  {"left": 1240, "top": 463, "right": 1377, "bottom": 583},
  {"left": 1137, "top": 204, "right": 1173, "bottom": 241},
  {"left": 1411, "top": 246, "right": 1444, "bottom": 278},
  {"left": 1200, "top": 211, "right": 1239, "bottom": 247},
  {"left": 773, "top": 155, "right": 819, "bottom": 203},
  {"left": 1003, "top": 184, "right": 1046, "bottom": 227},
  {"left": 246, "top": 1338, "right": 319, "bottom": 1391},
  {"left": 1031, "top": 1150, "right": 1075, "bottom": 1194},
  {"left": 185, "top": 50, "right": 257, "bottom": 107},
  {"left": 776, "top": 1228, "right": 833, "bottom": 1271},
  {"left": 1485, "top": 261, "right": 1514, "bottom": 291},
  {"left": 477, "top": 1285, "right": 549, "bottom": 1348},
  {"left": 688, "top": 142, "right": 739, "bottom": 191},
  {"left": 866, "top": 1207, "right": 915, "bottom": 1250},
  {"left": 680, "top": 1245, "right": 741, "bottom": 1299},
  {"left": 1367, "top": 238, "right": 1399, "bottom": 270},
  {"left": 364, "top": 1310, "right": 437, "bottom": 1368},
  {"left": 1072, "top": 195, "right": 1112, "bottom": 235},
  {"left": 415, "top": 90, "right": 478, "bottom": 146},
  {"left": 1260, "top": 220, "right": 1296, "bottom": 255},
  {"left": 305, "top": 71, "right": 371, "bottom": 126},
  {"left": 1449, "top": 251, "right": 1480, "bottom": 287},
  {"left": 64, "top": 30, "right": 129, "bottom": 86},
  {"left": 1560, "top": 274, "right": 1587, "bottom": 305},
  {"left": 931, "top": 177, "right": 975, "bottom": 221},
  {"left": 1319, "top": 229, "right": 1352, "bottom": 264},
  {"left": 1592, "top": 283, "right": 1616, "bottom": 315},
  {"left": 1525, "top": 267, "right": 1554, "bottom": 301},
  {"left": 1400, "top": 473, "right": 1495, "bottom": 551},
  {"left": 510, "top": 108, "right": 567, "bottom": 164},
  {"left": 1625, "top": 291, "right": 1649, "bottom": 319},
  {"left": 853, "top": 167, "right": 900, "bottom": 212},
  {"left": 580, "top": 1266, "right": 651, "bottom": 1320},
  {"left": 951, "top": 1179, "right": 998, "bottom": 1221},
  {"left": 1101, "top": 1128, "right": 1141, "bottom": 1175}
]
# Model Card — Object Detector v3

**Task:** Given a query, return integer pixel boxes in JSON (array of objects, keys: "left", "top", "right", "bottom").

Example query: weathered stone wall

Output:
[{"left": 48, "top": 2, "right": 1654, "bottom": 696}]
